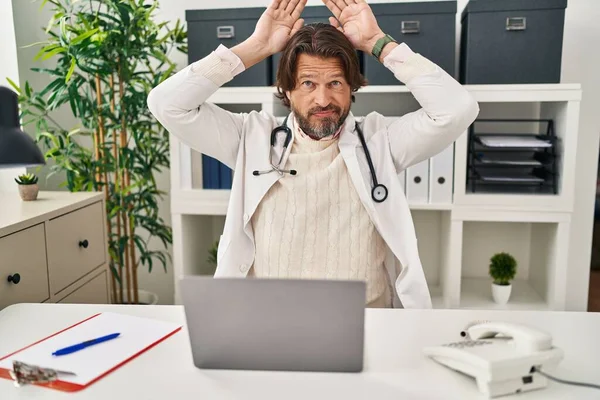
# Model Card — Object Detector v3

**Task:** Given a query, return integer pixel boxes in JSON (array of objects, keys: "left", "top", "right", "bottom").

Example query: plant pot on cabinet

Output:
[
  {"left": 120, "top": 289, "right": 159, "bottom": 305},
  {"left": 18, "top": 183, "right": 39, "bottom": 201},
  {"left": 492, "top": 283, "right": 512, "bottom": 305}
]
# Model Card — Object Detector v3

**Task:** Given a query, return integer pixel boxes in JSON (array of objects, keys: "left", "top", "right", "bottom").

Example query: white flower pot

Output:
[
  {"left": 492, "top": 283, "right": 512, "bottom": 305},
  {"left": 121, "top": 289, "right": 159, "bottom": 305}
]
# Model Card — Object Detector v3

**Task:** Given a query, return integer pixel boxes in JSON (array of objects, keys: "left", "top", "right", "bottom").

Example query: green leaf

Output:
[
  {"left": 46, "top": 15, "right": 56, "bottom": 34},
  {"left": 40, "top": 46, "right": 67, "bottom": 61},
  {"left": 21, "top": 40, "right": 50, "bottom": 49},
  {"left": 70, "top": 28, "right": 100, "bottom": 45},
  {"left": 67, "top": 128, "right": 81, "bottom": 137},
  {"left": 5, "top": 78, "right": 21, "bottom": 94},
  {"left": 65, "top": 56, "right": 76, "bottom": 83}
]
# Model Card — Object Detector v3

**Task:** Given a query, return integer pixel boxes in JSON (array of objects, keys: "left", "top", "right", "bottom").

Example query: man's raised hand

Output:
[
  {"left": 323, "top": 0, "right": 385, "bottom": 54},
  {"left": 250, "top": 0, "right": 308, "bottom": 55}
]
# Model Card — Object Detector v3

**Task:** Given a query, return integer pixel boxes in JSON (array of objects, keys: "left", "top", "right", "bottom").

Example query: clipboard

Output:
[{"left": 0, "top": 312, "right": 182, "bottom": 392}]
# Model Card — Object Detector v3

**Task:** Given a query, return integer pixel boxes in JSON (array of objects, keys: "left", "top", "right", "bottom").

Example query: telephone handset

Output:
[{"left": 423, "top": 321, "right": 564, "bottom": 398}]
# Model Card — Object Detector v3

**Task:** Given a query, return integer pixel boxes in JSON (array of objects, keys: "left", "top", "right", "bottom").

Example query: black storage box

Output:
[
  {"left": 364, "top": 1, "right": 457, "bottom": 85},
  {"left": 186, "top": 8, "right": 271, "bottom": 87},
  {"left": 460, "top": 0, "right": 568, "bottom": 84}
]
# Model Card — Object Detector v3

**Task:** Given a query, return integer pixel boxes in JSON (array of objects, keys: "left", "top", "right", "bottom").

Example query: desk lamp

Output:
[{"left": 0, "top": 85, "right": 45, "bottom": 168}]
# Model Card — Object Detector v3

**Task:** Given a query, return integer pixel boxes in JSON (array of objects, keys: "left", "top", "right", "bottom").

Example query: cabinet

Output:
[
  {"left": 168, "top": 83, "right": 590, "bottom": 312},
  {"left": 0, "top": 191, "right": 110, "bottom": 310}
]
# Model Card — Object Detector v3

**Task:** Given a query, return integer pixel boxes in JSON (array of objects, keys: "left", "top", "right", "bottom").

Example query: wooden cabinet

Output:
[
  {"left": 57, "top": 269, "right": 110, "bottom": 304},
  {"left": 0, "top": 224, "right": 49, "bottom": 309},
  {"left": 0, "top": 192, "right": 110, "bottom": 309},
  {"left": 46, "top": 201, "right": 106, "bottom": 294}
]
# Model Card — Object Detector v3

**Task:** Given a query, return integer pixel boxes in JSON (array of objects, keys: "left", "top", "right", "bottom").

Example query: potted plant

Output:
[
  {"left": 15, "top": 173, "right": 39, "bottom": 201},
  {"left": 7, "top": 0, "right": 186, "bottom": 305},
  {"left": 207, "top": 239, "right": 219, "bottom": 268},
  {"left": 489, "top": 252, "right": 517, "bottom": 304},
  {"left": 202, "top": 239, "right": 219, "bottom": 276}
]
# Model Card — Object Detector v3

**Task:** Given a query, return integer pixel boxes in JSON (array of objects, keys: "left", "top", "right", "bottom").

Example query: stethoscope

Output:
[{"left": 253, "top": 116, "right": 388, "bottom": 203}]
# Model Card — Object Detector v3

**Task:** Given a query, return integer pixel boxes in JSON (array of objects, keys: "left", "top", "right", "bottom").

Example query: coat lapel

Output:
[{"left": 338, "top": 113, "right": 377, "bottom": 219}]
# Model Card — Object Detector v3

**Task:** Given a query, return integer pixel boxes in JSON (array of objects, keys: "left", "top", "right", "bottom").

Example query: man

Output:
[{"left": 148, "top": 0, "right": 479, "bottom": 308}]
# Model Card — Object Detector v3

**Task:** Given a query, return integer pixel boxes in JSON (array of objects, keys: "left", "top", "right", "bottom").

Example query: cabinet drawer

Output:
[
  {"left": 46, "top": 202, "right": 106, "bottom": 294},
  {"left": 57, "top": 268, "right": 109, "bottom": 304},
  {"left": 0, "top": 224, "right": 49, "bottom": 309}
]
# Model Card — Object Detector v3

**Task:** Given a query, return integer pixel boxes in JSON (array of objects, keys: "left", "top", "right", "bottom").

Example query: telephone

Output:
[{"left": 422, "top": 321, "right": 564, "bottom": 398}]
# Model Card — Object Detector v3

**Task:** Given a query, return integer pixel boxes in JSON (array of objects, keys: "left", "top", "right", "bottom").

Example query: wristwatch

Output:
[{"left": 371, "top": 34, "right": 396, "bottom": 60}]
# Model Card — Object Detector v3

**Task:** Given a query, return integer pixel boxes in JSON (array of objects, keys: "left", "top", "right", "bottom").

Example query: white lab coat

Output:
[{"left": 148, "top": 45, "right": 479, "bottom": 309}]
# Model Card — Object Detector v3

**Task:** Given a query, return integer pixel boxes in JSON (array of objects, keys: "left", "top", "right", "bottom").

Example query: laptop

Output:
[{"left": 180, "top": 276, "right": 366, "bottom": 373}]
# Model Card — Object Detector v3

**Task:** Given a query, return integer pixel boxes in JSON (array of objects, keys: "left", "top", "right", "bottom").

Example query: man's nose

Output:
[{"left": 313, "top": 86, "right": 332, "bottom": 108}]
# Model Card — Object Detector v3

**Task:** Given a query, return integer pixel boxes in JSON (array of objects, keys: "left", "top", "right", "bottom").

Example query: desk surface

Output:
[{"left": 0, "top": 304, "right": 599, "bottom": 400}]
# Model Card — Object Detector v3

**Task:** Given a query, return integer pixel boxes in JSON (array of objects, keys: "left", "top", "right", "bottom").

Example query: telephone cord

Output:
[{"left": 534, "top": 367, "right": 600, "bottom": 390}]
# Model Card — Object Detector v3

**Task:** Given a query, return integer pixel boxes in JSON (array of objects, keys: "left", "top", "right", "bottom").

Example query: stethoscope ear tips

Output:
[
  {"left": 252, "top": 171, "right": 259, "bottom": 176},
  {"left": 290, "top": 170, "right": 297, "bottom": 175},
  {"left": 372, "top": 184, "right": 388, "bottom": 203}
]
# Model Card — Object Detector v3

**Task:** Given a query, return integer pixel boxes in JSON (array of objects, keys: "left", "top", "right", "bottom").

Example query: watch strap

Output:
[{"left": 371, "top": 34, "right": 396, "bottom": 60}]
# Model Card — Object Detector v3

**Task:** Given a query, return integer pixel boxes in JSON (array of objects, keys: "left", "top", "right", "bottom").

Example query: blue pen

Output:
[{"left": 52, "top": 333, "right": 120, "bottom": 356}]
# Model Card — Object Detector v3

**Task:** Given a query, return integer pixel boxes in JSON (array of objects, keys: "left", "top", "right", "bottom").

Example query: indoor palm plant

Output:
[
  {"left": 8, "top": 0, "right": 186, "bottom": 304},
  {"left": 489, "top": 252, "right": 517, "bottom": 304}
]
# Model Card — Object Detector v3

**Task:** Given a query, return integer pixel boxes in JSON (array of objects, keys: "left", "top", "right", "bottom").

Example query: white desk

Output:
[{"left": 0, "top": 304, "right": 598, "bottom": 399}]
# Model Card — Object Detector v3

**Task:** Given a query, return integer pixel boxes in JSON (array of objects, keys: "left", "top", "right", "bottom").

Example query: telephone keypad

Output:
[{"left": 444, "top": 340, "right": 493, "bottom": 349}]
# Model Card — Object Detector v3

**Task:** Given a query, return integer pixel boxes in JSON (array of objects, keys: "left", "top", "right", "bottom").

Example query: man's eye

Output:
[
  {"left": 302, "top": 81, "right": 313, "bottom": 87},
  {"left": 331, "top": 81, "right": 341, "bottom": 86}
]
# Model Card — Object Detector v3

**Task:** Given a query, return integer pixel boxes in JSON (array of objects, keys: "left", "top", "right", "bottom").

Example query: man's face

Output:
[{"left": 287, "top": 54, "right": 352, "bottom": 140}]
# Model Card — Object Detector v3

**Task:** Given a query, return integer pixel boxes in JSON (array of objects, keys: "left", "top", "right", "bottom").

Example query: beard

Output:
[{"left": 292, "top": 103, "right": 350, "bottom": 140}]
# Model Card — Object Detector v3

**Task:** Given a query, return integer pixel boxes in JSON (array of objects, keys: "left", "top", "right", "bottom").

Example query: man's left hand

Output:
[{"left": 322, "top": 0, "right": 385, "bottom": 54}]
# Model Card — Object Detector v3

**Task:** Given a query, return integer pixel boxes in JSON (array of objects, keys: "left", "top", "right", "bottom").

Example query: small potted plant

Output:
[
  {"left": 207, "top": 239, "right": 219, "bottom": 267},
  {"left": 15, "top": 173, "right": 39, "bottom": 201},
  {"left": 489, "top": 252, "right": 517, "bottom": 304}
]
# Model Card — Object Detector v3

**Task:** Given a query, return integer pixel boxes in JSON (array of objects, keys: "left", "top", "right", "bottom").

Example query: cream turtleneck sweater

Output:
[{"left": 249, "top": 119, "right": 392, "bottom": 307}]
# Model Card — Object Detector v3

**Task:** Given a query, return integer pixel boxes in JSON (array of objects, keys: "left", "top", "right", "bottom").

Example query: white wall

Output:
[
  {"left": 0, "top": 0, "right": 24, "bottom": 191},
  {"left": 10, "top": 0, "right": 600, "bottom": 307}
]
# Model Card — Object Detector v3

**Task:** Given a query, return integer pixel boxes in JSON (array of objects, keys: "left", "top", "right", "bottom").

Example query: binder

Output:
[
  {"left": 406, "top": 159, "right": 430, "bottom": 204},
  {"left": 202, "top": 155, "right": 218, "bottom": 189},
  {"left": 219, "top": 162, "right": 233, "bottom": 189},
  {"left": 203, "top": 155, "right": 233, "bottom": 189},
  {"left": 429, "top": 144, "right": 454, "bottom": 204},
  {"left": 0, "top": 312, "right": 181, "bottom": 392}
]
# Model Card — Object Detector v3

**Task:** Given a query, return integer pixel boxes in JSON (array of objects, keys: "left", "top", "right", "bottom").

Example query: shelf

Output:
[
  {"left": 170, "top": 81, "right": 583, "bottom": 310},
  {"left": 203, "top": 84, "right": 582, "bottom": 106},
  {"left": 171, "top": 189, "right": 454, "bottom": 215},
  {"left": 460, "top": 278, "right": 549, "bottom": 311}
]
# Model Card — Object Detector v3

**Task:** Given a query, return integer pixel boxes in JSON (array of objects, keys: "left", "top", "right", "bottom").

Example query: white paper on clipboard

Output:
[{"left": 0, "top": 312, "right": 181, "bottom": 387}]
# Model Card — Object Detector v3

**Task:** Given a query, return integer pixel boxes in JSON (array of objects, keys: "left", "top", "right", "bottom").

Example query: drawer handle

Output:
[
  {"left": 414, "top": 176, "right": 421, "bottom": 184},
  {"left": 506, "top": 17, "right": 526, "bottom": 31},
  {"left": 7, "top": 273, "right": 21, "bottom": 285},
  {"left": 217, "top": 25, "right": 235, "bottom": 39},
  {"left": 79, "top": 239, "right": 89, "bottom": 249},
  {"left": 401, "top": 21, "right": 420, "bottom": 34}
]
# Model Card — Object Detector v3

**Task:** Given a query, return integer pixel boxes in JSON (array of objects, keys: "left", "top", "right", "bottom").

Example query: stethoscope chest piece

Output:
[{"left": 372, "top": 184, "right": 388, "bottom": 203}]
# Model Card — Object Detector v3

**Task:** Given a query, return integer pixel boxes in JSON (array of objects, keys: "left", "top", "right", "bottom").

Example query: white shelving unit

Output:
[{"left": 169, "top": 84, "right": 584, "bottom": 311}]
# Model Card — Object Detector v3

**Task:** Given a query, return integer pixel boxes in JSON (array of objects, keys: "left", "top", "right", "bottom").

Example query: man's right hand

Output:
[
  {"left": 232, "top": 0, "right": 306, "bottom": 69},
  {"left": 252, "top": 0, "right": 307, "bottom": 54}
]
